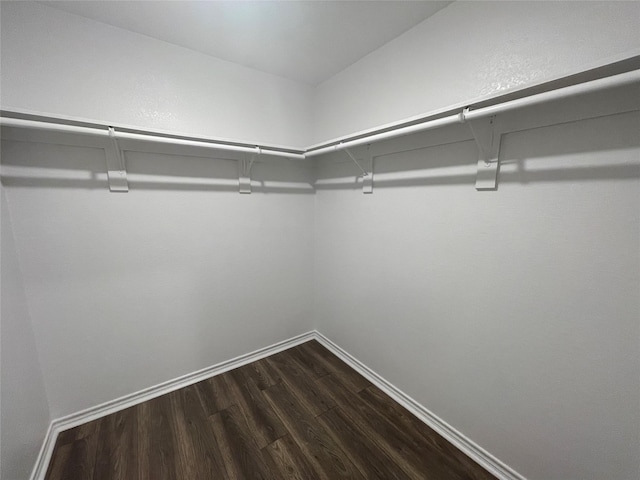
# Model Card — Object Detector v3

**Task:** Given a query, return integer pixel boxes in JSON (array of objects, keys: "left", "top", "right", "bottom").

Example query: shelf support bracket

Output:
[
  {"left": 239, "top": 147, "right": 260, "bottom": 194},
  {"left": 344, "top": 145, "right": 373, "bottom": 194},
  {"left": 462, "top": 110, "right": 503, "bottom": 191},
  {"left": 362, "top": 146, "right": 373, "bottom": 194},
  {"left": 106, "top": 127, "right": 128, "bottom": 192}
]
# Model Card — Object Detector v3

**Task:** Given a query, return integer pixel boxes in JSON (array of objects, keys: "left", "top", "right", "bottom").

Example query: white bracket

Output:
[
  {"left": 344, "top": 145, "right": 373, "bottom": 194},
  {"left": 462, "top": 109, "right": 503, "bottom": 191},
  {"left": 363, "top": 146, "right": 373, "bottom": 194},
  {"left": 239, "top": 147, "right": 260, "bottom": 194},
  {"left": 105, "top": 127, "right": 128, "bottom": 192}
]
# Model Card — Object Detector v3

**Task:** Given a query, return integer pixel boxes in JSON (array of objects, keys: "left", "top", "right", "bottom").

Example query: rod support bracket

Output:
[
  {"left": 239, "top": 147, "right": 260, "bottom": 194},
  {"left": 105, "top": 127, "right": 128, "bottom": 192},
  {"left": 465, "top": 114, "right": 503, "bottom": 191},
  {"left": 362, "top": 146, "right": 373, "bottom": 194},
  {"left": 344, "top": 145, "right": 373, "bottom": 193}
]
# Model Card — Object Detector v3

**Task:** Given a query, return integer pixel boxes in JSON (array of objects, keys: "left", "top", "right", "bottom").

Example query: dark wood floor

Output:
[{"left": 45, "top": 340, "right": 495, "bottom": 480}]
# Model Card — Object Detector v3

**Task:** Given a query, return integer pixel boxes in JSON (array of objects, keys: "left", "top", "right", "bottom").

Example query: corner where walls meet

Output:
[{"left": 1, "top": 186, "right": 51, "bottom": 480}]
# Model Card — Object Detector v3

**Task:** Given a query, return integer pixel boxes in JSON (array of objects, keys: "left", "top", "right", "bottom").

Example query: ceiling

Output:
[{"left": 42, "top": 1, "right": 452, "bottom": 86}]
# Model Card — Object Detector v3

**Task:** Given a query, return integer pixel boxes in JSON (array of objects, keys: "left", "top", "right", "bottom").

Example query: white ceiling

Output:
[{"left": 42, "top": 1, "right": 452, "bottom": 85}]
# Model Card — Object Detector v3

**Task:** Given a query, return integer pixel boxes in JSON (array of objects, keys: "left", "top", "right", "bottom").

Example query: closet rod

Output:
[
  {"left": 305, "top": 69, "right": 640, "bottom": 157},
  {"left": 1, "top": 70, "right": 638, "bottom": 160},
  {"left": 0, "top": 117, "right": 307, "bottom": 160}
]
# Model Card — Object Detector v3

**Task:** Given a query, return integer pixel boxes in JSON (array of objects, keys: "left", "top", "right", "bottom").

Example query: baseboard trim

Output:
[
  {"left": 31, "top": 329, "right": 525, "bottom": 480},
  {"left": 314, "top": 331, "right": 527, "bottom": 480},
  {"left": 28, "top": 422, "right": 56, "bottom": 480},
  {"left": 29, "top": 330, "right": 316, "bottom": 480}
]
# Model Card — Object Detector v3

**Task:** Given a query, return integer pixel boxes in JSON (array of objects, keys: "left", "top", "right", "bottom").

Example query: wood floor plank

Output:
[
  {"left": 46, "top": 419, "right": 100, "bottom": 480},
  {"left": 191, "top": 380, "right": 219, "bottom": 416},
  {"left": 93, "top": 407, "right": 137, "bottom": 480},
  {"left": 210, "top": 404, "right": 275, "bottom": 480},
  {"left": 226, "top": 371, "right": 288, "bottom": 448},
  {"left": 180, "top": 384, "right": 230, "bottom": 479},
  {"left": 54, "top": 430, "right": 76, "bottom": 447},
  {"left": 317, "top": 406, "right": 412, "bottom": 480},
  {"left": 204, "top": 372, "right": 237, "bottom": 412},
  {"left": 136, "top": 401, "right": 151, "bottom": 480},
  {"left": 166, "top": 390, "right": 201, "bottom": 479},
  {"left": 266, "top": 350, "right": 336, "bottom": 416},
  {"left": 359, "top": 385, "right": 496, "bottom": 480},
  {"left": 44, "top": 343, "right": 495, "bottom": 480},
  {"left": 45, "top": 442, "right": 73, "bottom": 480},
  {"left": 55, "top": 417, "right": 101, "bottom": 446},
  {"left": 148, "top": 395, "right": 178, "bottom": 480},
  {"left": 316, "top": 373, "right": 460, "bottom": 479},
  {"left": 233, "top": 357, "right": 281, "bottom": 389},
  {"left": 61, "top": 435, "right": 100, "bottom": 480},
  {"left": 262, "top": 434, "right": 324, "bottom": 480},
  {"left": 263, "top": 381, "right": 365, "bottom": 480},
  {"left": 298, "top": 341, "right": 371, "bottom": 392},
  {"left": 287, "top": 344, "right": 331, "bottom": 379}
]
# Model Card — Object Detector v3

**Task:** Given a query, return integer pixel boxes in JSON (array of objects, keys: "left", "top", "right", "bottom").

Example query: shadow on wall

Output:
[
  {"left": 314, "top": 110, "right": 640, "bottom": 190},
  {"left": 2, "top": 109, "right": 639, "bottom": 193},
  {"left": 0, "top": 139, "right": 316, "bottom": 194}
]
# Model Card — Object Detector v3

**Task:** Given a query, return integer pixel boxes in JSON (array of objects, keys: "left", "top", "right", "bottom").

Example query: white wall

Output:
[
  {"left": 312, "top": 0, "right": 640, "bottom": 143},
  {"left": 1, "top": 186, "right": 51, "bottom": 480},
  {"left": 0, "top": 1, "right": 314, "bottom": 149},
  {"left": 3, "top": 1, "right": 639, "bottom": 149},
  {"left": 1, "top": 142, "right": 315, "bottom": 419},
  {"left": 313, "top": 99, "right": 640, "bottom": 479}
]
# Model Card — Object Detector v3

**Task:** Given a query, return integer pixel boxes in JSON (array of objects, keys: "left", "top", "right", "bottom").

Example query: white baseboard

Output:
[
  {"left": 29, "top": 330, "right": 316, "bottom": 480},
  {"left": 31, "top": 329, "right": 525, "bottom": 480},
  {"left": 28, "top": 422, "right": 56, "bottom": 480},
  {"left": 314, "top": 331, "right": 527, "bottom": 480}
]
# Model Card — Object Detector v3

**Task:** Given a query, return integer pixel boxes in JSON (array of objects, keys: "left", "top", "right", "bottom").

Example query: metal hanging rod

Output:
[
  {"left": 304, "top": 69, "right": 640, "bottom": 157},
  {"left": 0, "top": 117, "right": 307, "bottom": 160},
  {"left": 1, "top": 70, "right": 638, "bottom": 160}
]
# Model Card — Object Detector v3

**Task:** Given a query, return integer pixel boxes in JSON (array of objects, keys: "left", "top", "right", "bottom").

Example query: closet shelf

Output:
[
  {"left": 2, "top": 69, "right": 638, "bottom": 160},
  {"left": 305, "top": 69, "right": 640, "bottom": 157},
  {"left": 0, "top": 116, "right": 306, "bottom": 160},
  {"left": 2, "top": 69, "right": 638, "bottom": 193}
]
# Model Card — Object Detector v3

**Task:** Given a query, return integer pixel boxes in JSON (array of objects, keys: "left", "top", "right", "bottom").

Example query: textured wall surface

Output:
[
  {"left": 0, "top": 1, "right": 314, "bottom": 148},
  {"left": 314, "top": 105, "right": 640, "bottom": 479},
  {"left": 1, "top": 187, "right": 51, "bottom": 480},
  {"left": 4, "top": 2, "right": 638, "bottom": 149},
  {"left": 1, "top": 143, "right": 315, "bottom": 419},
  {"left": 312, "top": 1, "right": 640, "bottom": 143}
]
